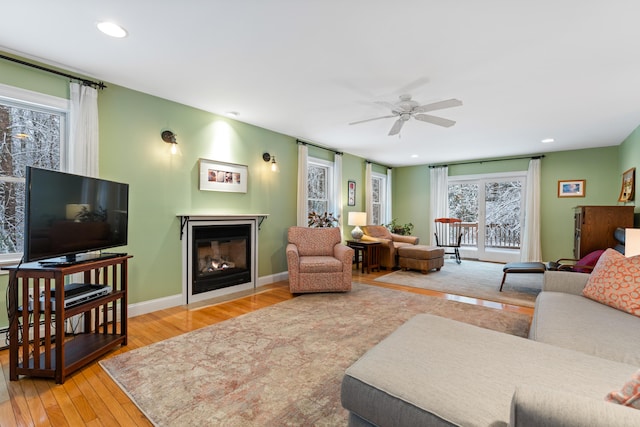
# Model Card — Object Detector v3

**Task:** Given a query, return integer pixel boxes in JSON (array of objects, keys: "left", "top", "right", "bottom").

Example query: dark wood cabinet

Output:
[
  {"left": 4, "top": 255, "right": 131, "bottom": 384},
  {"left": 574, "top": 206, "right": 634, "bottom": 258}
]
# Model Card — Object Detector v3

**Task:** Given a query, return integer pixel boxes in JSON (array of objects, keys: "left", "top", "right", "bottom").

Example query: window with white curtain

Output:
[
  {"left": 371, "top": 172, "right": 387, "bottom": 225},
  {"left": 307, "top": 157, "right": 334, "bottom": 216},
  {"left": 0, "top": 84, "right": 68, "bottom": 263}
]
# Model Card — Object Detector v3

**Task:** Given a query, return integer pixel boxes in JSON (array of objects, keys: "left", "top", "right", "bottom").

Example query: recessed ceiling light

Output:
[
  {"left": 226, "top": 111, "right": 239, "bottom": 118},
  {"left": 541, "top": 138, "right": 554, "bottom": 144},
  {"left": 97, "top": 21, "right": 128, "bottom": 38},
  {"left": 411, "top": 154, "right": 419, "bottom": 158}
]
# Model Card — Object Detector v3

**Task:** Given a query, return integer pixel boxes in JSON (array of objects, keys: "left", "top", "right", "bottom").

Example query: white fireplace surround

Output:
[{"left": 179, "top": 214, "right": 267, "bottom": 304}]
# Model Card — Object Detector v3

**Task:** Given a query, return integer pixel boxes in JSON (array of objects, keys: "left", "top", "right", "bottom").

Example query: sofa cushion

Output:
[
  {"left": 606, "top": 370, "right": 640, "bottom": 409},
  {"left": 530, "top": 292, "right": 640, "bottom": 365},
  {"left": 582, "top": 248, "right": 640, "bottom": 317},
  {"left": 341, "top": 314, "right": 638, "bottom": 427}
]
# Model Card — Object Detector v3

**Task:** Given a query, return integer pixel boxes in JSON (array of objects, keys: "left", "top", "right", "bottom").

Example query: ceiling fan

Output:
[{"left": 349, "top": 94, "right": 462, "bottom": 136}]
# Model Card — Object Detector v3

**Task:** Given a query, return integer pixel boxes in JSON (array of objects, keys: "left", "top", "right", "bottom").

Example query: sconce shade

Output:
[
  {"left": 625, "top": 228, "right": 640, "bottom": 257},
  {"left": 348, "top": 211, "right": 367, "bottom": 240},
  {"left": 161, "top": 130, "right": 178, "bottom": 154}
]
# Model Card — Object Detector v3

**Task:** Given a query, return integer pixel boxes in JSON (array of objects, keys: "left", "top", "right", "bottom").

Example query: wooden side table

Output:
[{"left": 346, "top": 240, "right": 381, "bottom": 273}]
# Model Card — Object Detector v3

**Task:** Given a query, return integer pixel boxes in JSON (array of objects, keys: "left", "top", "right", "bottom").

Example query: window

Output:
[
  {"left": 0, "top": 84, "right": 68, "bottom": 263},
  {"left": 371, "top": 172, "right": 387, "bottom": 225},
  {"left": 307, "top": 157, "right": 334, "bottom": 217}
]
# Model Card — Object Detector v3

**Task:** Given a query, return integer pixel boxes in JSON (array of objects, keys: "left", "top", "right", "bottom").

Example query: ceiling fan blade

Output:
[
  {"left": 388, "top": 118, "right": 405, "bottom": 136},
  {"left": 414, "top": 114, "right": 456, "bottom": 128},
  {"left": 414, "top": 98, "right": 462, "bottom": 113},
  {"left": 349, "top": 115, "right": 396, "bottom": 125}
]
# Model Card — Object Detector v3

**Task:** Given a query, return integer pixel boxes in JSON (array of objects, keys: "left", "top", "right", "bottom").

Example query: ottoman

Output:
[{"left": 397, "top": 245, "right": 444, "bottom": 274}]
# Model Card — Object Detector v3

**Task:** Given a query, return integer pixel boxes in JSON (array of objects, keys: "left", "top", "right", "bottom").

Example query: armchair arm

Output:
[
  {"left": 361, "top": 235, "right": 393, "bottom": 248},
  {"left": 391, "top": 234, "right": 419, "bottom": 245},
  {"left": 511, "top": 385, "right": 640, "bottom": 427},
  {"left": 542, "top": 271, "right": 589, "bottom": 295},
  {"left": 334, "top": 244, "right": 354, "bottom": 265}
]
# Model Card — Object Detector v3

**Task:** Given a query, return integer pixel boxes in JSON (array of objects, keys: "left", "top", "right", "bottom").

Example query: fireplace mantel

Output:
[{"left": 177, "top": 214, "right": 269, "bottom": 240}]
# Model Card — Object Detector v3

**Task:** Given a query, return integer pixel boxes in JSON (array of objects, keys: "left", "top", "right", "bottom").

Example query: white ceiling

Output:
[{"left": 2, "top": 1, "right": 640, "bottom": 166}]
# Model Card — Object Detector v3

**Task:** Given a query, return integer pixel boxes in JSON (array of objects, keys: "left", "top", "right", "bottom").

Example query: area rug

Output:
[
  {"left": 375, "top": 259, "right": 542, "bottom": 307},
  {"left": 100, "top": 284, "right": 531, "bottom": 427}
]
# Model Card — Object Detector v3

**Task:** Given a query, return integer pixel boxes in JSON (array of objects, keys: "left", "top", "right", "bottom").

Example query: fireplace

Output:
[
  {"left": 192, "top": 224, "right": 251, "bottom": 294},
  {"left": 180, "top": 215, "right": 265, "bottom": 304}
]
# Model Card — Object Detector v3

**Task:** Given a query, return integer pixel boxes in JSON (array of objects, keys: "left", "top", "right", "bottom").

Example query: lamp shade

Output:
[
  {"left": 625, "top": 228, "right": 640, "bottom": 257},
  {"left": 348, "top": 212, "right": 367, "bottom": 226},
  {"left": 348, "top": 212, "right": 367, "bottom": 240}
]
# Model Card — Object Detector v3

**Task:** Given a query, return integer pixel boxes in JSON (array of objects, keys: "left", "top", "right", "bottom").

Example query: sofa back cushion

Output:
[
  {"left": 582, "top": 248, "right": 640, "bottom": 317},
  {"left": 288, "top": 226, "right": 340, "bottom": 256},
  {"left": 362, "top": 225, "right": 392, "bottom": 240}
]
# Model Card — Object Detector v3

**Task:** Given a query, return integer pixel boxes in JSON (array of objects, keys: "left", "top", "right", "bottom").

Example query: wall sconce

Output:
[
  {"left": 263, "top": 152, "right": 279, "bottom": 172},
  {"left": 348, "top": 212, "right": 367, "bottom": 240},
  {"left": 161, "top": 130, "right": 178, "bottom": 155}
]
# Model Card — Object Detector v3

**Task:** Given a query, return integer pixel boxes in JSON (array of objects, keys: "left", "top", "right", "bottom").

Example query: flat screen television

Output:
[{"left": 24, "top": 166, "right": 129, "bottom": 264}]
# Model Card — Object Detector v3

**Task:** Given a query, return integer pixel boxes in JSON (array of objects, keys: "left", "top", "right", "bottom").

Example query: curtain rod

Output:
[
  {"left": 296, "top": 139, "right": 342, "bottom": 155},
  {"left": 365, "top": 160, "right": 392, "bottom": 169},
  {"left": 428, "top": 154, "right": 544, "bottom": 168},
  {"left": 0, "top": 54, "right": 107, "bottom": 89}
]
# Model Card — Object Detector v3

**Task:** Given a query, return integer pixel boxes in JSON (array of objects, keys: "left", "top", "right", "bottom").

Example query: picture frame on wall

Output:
[
  {"left": 198, "top": 158, "right": 248, "bottom": 193},
  {"left": 618, "top": 167, "right": 635, "bottom": 202},
  {"left": 348, "top": 180, "right": 356, "bottom": 206},
  {"left": 557, "top": 179, "right": 586, "bottom": 198}
]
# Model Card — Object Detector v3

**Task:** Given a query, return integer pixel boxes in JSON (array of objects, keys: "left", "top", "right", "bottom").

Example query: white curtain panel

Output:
[
  {"left": 68, "top": 82, "right": 99, "bottom": 176},
  {"left": 333, "top": 153, "right": 343, "bottom": 227},
  {"left": 521, "top": 158, "right": 542, "bottom": 261},
  {"left": 365, "top": 162, "right": 373, "bottom": 224},
  {"left": 429, "top": 166, "right": 449, "bottom": 245},
  {"left": 386, "top": 167, "right": 393, "bottom": 224},
  {"left": 296, "top": 144, "right": 309, "bottom": 226}
]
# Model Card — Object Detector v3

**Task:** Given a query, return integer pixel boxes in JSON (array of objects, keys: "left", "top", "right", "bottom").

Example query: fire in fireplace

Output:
[{"left": 192, "top": 224, "right": 251, "bottom": 295}]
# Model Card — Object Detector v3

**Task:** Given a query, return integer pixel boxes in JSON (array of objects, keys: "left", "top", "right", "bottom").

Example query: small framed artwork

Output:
[
  {"left": 199, "top": 158, "right": 248, "bottom": 193},
  {"left": 557, "top": 179, "right": 586, "bottom": 198},
  {"left": 618, "top": 167, "right": 635, "bottom": 202},
  {"left": 348, "top": 180, "right": 356, "bottom": 206}
]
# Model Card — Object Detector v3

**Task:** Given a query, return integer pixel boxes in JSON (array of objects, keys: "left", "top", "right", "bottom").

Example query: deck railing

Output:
[{"left": 459, "top": 222, "right": 520, "bottom": 249}]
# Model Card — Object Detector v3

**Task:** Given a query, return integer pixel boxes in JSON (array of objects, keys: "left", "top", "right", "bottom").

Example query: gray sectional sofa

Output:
[{"left": 341, "top": 271, "right": 640, "bottom": 426}]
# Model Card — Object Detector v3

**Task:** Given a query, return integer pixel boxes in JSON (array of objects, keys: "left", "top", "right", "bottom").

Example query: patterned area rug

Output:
[
  {"left": 100, "top": 284, "right": 531, "bottom": 426},
  {"left": 376, "top": 259, "right": 542, "bottom": 307}
]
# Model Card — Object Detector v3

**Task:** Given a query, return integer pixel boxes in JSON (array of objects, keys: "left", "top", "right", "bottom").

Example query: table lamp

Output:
[
  {"left": 625, "top": 228, "right": 640, "bottom": 257},
  {"left": 348, "top": 212, "right": 367, "bottom": 240}
]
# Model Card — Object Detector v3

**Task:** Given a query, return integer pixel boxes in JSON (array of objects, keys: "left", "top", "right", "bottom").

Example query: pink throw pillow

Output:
[
  {"left": 582, "top": 248, "right": 640, "bottom": 317},
  {"left": 606, "top": 370, "right": 640, "bottom": 409}
]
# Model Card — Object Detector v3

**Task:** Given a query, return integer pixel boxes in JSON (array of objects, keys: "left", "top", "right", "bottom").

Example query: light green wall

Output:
[
  {"left": 1, "top": 51, "right": 638, "bottom": 329},
  {"left": 393, "top": 146, "right": 622, "bottom": 261},
  {"left": 618, "top": 125, "right": 640, "bottom": 222}
]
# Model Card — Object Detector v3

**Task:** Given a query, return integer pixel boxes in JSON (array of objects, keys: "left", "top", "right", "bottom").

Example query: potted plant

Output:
[
  {"left": 308, "top": 211, "right": 338, "bottom": 228},
  {"left": 385, "top": 218, "right": 414, "bottom": 235}
]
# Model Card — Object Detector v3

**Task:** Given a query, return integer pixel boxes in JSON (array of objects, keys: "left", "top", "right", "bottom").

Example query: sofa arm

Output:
[
  {"left": 542, "top": 271, "right": 589, "bottom": 295},
  {"left": 392, "top": 234, "right": 419, "bottom": 245},
  {"left": 511, "top": 385, "right": 640, "bottom": 427}
]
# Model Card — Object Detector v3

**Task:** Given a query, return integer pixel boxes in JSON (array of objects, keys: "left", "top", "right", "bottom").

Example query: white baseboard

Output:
[{"left": 127, "top": 272, "right": 288, "bottom": 318}]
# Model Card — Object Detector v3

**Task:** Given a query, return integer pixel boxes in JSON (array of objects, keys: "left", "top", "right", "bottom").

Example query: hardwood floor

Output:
[{"left": 0, "top": 270, "right": 533, "bottom": 426}]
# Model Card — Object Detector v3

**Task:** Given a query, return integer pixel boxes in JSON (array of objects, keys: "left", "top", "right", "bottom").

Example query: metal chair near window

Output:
[{"left": 433, "top": 218, "right": 463, "bottom": 264}]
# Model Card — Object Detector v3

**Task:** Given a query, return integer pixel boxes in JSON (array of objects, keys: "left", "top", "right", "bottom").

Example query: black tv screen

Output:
[{"left": 24, "top": 166, "right": 129, "bottom": 264}]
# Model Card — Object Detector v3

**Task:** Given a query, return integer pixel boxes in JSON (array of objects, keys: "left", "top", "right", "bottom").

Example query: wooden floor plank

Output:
[{"left": 1, "top": 272, "right": 533, "bottom": 425}]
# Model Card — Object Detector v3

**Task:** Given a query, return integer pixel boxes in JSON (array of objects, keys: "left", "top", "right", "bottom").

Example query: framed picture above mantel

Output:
[{"left": 198, "top": 158, "right": 248, "bottom": 193}]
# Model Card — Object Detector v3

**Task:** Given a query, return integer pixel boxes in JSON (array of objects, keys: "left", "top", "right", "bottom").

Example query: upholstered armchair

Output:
[
  {"left": 286, "top": 226, "right": 354, "bottom": 293},
  {"left": 361, "top": 225, "right": 419, "bottom": 269}
]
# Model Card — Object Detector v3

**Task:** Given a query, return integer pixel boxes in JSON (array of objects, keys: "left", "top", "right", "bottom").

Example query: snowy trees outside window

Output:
[{"left": 0, "top": 100, "right": 63, "bottom": 257}]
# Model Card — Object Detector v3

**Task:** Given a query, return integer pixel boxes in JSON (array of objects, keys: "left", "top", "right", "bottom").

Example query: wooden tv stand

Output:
[{"left": 4, "top": 254, "right": 132, "bottom": 384}]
